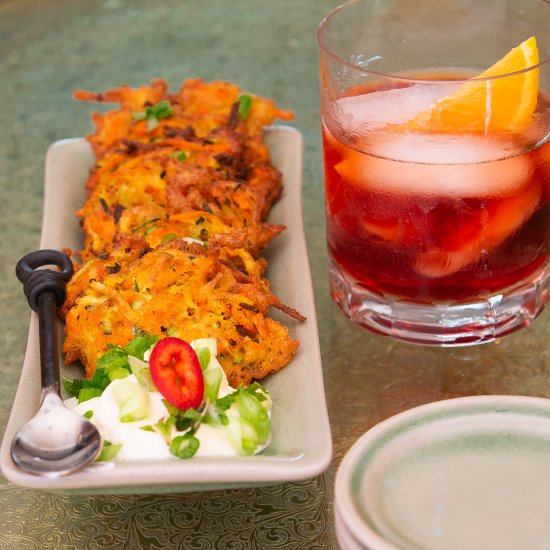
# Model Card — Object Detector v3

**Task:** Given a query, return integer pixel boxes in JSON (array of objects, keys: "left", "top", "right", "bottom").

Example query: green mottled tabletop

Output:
[{"left": 2, "top": 1, "right": 550, "bottom": 548}]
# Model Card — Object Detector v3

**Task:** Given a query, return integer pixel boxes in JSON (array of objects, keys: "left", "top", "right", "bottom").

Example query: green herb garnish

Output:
[
  {"left": 195, "top": 347, "right": 211, "bottom": 371},
  {"left": 125, "top": 333, "right": 159, "bottom": 360},
  {"left": 161, "top": 233, "right": 179, "bottom": 243},
  {"left": 63, "top": 332, "right": 159, "bottom": 402},
  {"left": 97, "top": 441, "right": 122, "bottom": 462},
  {"left": 141, "top": 416, "right": 175, "bottom": 444},
  {"left": 238, "top": 94, "right": 252, "bottom": 120},
  {"left": 170, "top": 150, "right": 187, "bottom": 161},
  {"left": 162, "top": 400, "right": 205, "bottom": 432},
  {"left": 206, "top": 382, "right": 268, "bottom": 427},
  {"left": 133, "top": 100, "right": 174, "bottom": 130},
  {"left": 132, "top": 217, "right": 162, "bottom": 234},
  {"left": 143, "top": 224, "right": 158, "bottom": 237},
  {"left": 63, "top": 367, "right": 110, "bottom": 403},
  {"left": 170, "top": 433, "right": 200, "bottom": 459}
]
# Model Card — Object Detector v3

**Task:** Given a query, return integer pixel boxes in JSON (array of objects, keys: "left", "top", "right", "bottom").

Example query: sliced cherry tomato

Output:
[{"left": 149, "top": 337, "right": 204, "bottom": 410}]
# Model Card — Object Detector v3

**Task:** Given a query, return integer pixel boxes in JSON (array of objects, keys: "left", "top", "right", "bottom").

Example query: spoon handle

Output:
[
  {"left": 16, "top": 250, "right": 74, "bottom": 392},
  {"left": 36, "top": 292, "right": 62, "bottom": 391}
]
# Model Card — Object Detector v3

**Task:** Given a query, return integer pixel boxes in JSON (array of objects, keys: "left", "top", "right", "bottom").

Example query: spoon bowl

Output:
[{"left": 11, "top": 393, "right": 101, "bottom": 476}]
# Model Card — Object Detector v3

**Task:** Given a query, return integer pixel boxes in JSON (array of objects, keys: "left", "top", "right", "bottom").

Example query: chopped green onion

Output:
[
  {"left": 90, "top": 365, "right": 113, "bottom": 387},
  {"left": 162, "top": 400, "right": 205, "bottom": 432},
  {"left": 161, "top": 233, "right": 179, "bottom": 243},
  {"left": 83, "top": 410, "right": 94, "bottom": 419},
  {"left": 205, "top": 383, "right": 264, "bottom": 427},
  {"left": 195, "top": 347, "right": 211, "bottom": 371},
  {"left": 97, "top": 441, "right": 122, "bottom": 462},
  {"left": 132, "top": 217, "right": 161, "bottom": 234},
  {"left": 170, "top": 150, "right": 187, "bottom": 161},
  {"left": 128, "top": 355, "right": 157, "bottom": 391},
  {"left": 204, "top": 401, "right": 229, "bottom": 426},
  {"left": 221, "top": 384, "right": 271, "bottom": 455},
  {"left": 133, "top": 101, "right": 174, "bottom": 131},
  {"left": 63, "top": 378, "right": 80, "bottom": 397},
  {"left": 240, "top": 418, "right": 264, "bottom": 453},
  {"left": 107, "top": 366, "right": 131, "bottom": 382},
  {"left": 146, "top": 417, "right": 175, "bottom": 444},
  {"left": 95, "top": 347, "right": 129, "bottom": 372},
  {"left": 170, "top": 433, "right": 200, "bottom": 459},
  {"left": 237, "top": 391, "right": 270, "bottom": 444},
  {"left": 64, "top": 367, "right": 111, "bottom": 402},
  {"left": 143, "top": 224, "right": 158, "bottom": 237},
  {"left": 203, "top": 366, "right": 222, "bottom": 404},
  {"left": 238, "top": 94, "right": 252, "bottom": 120},
  {"left": 77, "top": 387, "right": 103, "bottom": 403},
  {"left": 125, "top": 334, "right": 159, "bottom": 360},
  {"left": 103, "top": 321, "right": 112, "bottom": 335},
  {"left": 112, "top": 379, "right": 150, "bottom": 422}
]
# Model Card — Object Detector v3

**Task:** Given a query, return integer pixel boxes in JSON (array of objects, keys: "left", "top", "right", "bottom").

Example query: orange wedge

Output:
[{"left": 404, "top": 36, "right": 539, "bottom": 134}]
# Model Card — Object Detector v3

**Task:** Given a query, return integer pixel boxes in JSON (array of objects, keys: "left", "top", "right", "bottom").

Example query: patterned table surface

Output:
[{"left": 2, "top": 0, "right": 550, "bottom": 548}]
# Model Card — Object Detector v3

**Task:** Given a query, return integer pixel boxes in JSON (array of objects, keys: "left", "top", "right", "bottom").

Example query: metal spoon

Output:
[{"left": 12, "top": 250, "right": 102, "bottom": 477}]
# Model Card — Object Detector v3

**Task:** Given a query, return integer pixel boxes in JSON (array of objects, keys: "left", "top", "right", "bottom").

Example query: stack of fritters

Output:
[{"left": 62, "top": 79, "right": 303, "bottom": 387}]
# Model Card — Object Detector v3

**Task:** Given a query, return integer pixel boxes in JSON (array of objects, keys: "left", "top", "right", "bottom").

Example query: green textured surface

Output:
[{"left": 2, "top": 0, "right": 550, "bottom": 548}]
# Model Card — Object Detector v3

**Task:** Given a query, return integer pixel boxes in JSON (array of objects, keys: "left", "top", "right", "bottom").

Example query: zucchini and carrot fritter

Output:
[{"left": 61, "top": 79, "right": 302, "bottom": 387}]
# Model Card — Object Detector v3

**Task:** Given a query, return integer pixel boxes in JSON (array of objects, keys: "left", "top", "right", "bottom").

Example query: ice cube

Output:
[
  {"left": 337, "top": 133, "right": 532, "bottom": 198},
  {"left": 336, "top": 84, "right": 459, "bottom": 131},
  {"left": 415, "top": 180, "right": 542, "bottom": 277}
]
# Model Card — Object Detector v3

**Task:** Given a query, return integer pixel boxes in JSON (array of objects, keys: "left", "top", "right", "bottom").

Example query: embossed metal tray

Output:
[{"left": 0, "top": 126, "right": 332, "bottom": 493}]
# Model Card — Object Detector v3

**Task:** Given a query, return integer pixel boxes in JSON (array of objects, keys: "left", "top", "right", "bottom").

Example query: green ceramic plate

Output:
[{"left": 335, "top": 395, "right": 550, "bottom": 550}]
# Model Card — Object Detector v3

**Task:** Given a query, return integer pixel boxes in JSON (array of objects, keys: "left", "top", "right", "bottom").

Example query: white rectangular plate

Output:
[{"left": 0, "top": 126, "right": 332, "bottom": 493}]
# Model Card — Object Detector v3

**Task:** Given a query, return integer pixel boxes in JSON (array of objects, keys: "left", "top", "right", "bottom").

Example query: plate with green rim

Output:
[{"left": 335, "top": 395, "right": 550, "bottom": 550}]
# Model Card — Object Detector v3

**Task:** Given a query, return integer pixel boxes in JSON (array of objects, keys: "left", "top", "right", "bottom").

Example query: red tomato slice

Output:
[{"left": 149, "top": 337, "right": 204, "bottom": 410}]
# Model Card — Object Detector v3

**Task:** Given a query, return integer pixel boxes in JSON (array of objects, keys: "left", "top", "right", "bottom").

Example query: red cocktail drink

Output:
[
  {"left": 323, "top": 82, "right": 550, "bottom": 303},
  {"left": 318, "top": 0, "right": 550, "bottom": 344}
]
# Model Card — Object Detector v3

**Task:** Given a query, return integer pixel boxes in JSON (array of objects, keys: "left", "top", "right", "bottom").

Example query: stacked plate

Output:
[{"left": 334, "top": 395, "right": 550, "bottom": 550}]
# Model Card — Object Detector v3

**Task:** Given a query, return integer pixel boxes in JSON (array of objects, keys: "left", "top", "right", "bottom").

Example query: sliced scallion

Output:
[
  {"left": 112, "top": 379, "right": 150, "bottom": 422},
  {"left": 97, "top": 441, "right": 122, "bottom": 462},
  {"left": 170, "top": 433, "right": 200, "bottom": 459},
  {"left": 238, "top": 94, "right": 252, "bottom": 120},
  {"left": 133, "top": 100, "right": 174, "bottom": 131},
  {"left": 195, "top": 347, "right": 211, "bottom": 371}
]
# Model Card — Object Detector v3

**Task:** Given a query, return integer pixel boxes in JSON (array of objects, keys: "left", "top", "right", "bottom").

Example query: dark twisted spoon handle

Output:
[{"left": 16, "top": 250, "right": 74, "bottom": 392}]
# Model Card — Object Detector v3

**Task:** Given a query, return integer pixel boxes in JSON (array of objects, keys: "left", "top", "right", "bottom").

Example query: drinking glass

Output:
[{"left": 318, "top": 0, "right": 550, "bottom": 345}]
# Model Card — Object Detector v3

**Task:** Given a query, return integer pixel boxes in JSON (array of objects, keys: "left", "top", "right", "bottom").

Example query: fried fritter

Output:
[
  {"left": 64, "top": 78, "right": 301, "bottom": 387},
  {"left": 79, "top": 148, "right": 283, "bottom": 260},
  {"left": 120, "top": 208, "right": 283, "bottom": 255},
  {"left": 64, "top": 233, "right": 278, "bottom": 317},
  {"left": 74, "top": 78, "right": 293, "bottom": 158},
  {"left": 76, "top": 80, "right": 288, "bottom": 260},
  {"left": 63, "top": 239, "right": 303, "bottom": 387}
]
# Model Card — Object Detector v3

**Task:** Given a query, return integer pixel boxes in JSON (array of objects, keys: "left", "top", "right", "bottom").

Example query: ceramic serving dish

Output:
[{"left": 0, "top": 126, "right": 332, "bottom": 494}]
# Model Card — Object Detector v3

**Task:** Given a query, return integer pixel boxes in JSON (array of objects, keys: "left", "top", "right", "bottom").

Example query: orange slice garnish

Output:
[{"left": 404, "top": 36, "right": 539, "bottom": 134}]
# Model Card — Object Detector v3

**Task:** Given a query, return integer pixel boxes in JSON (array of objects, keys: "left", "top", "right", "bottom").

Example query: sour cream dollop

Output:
[{"left": 66, "top": 338, "right": 271, "bottom": 461}]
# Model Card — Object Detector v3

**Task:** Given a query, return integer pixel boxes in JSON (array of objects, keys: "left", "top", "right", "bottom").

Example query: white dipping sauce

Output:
[{"left": 67, "top": 371, "right": 269, "bottom": 460}]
